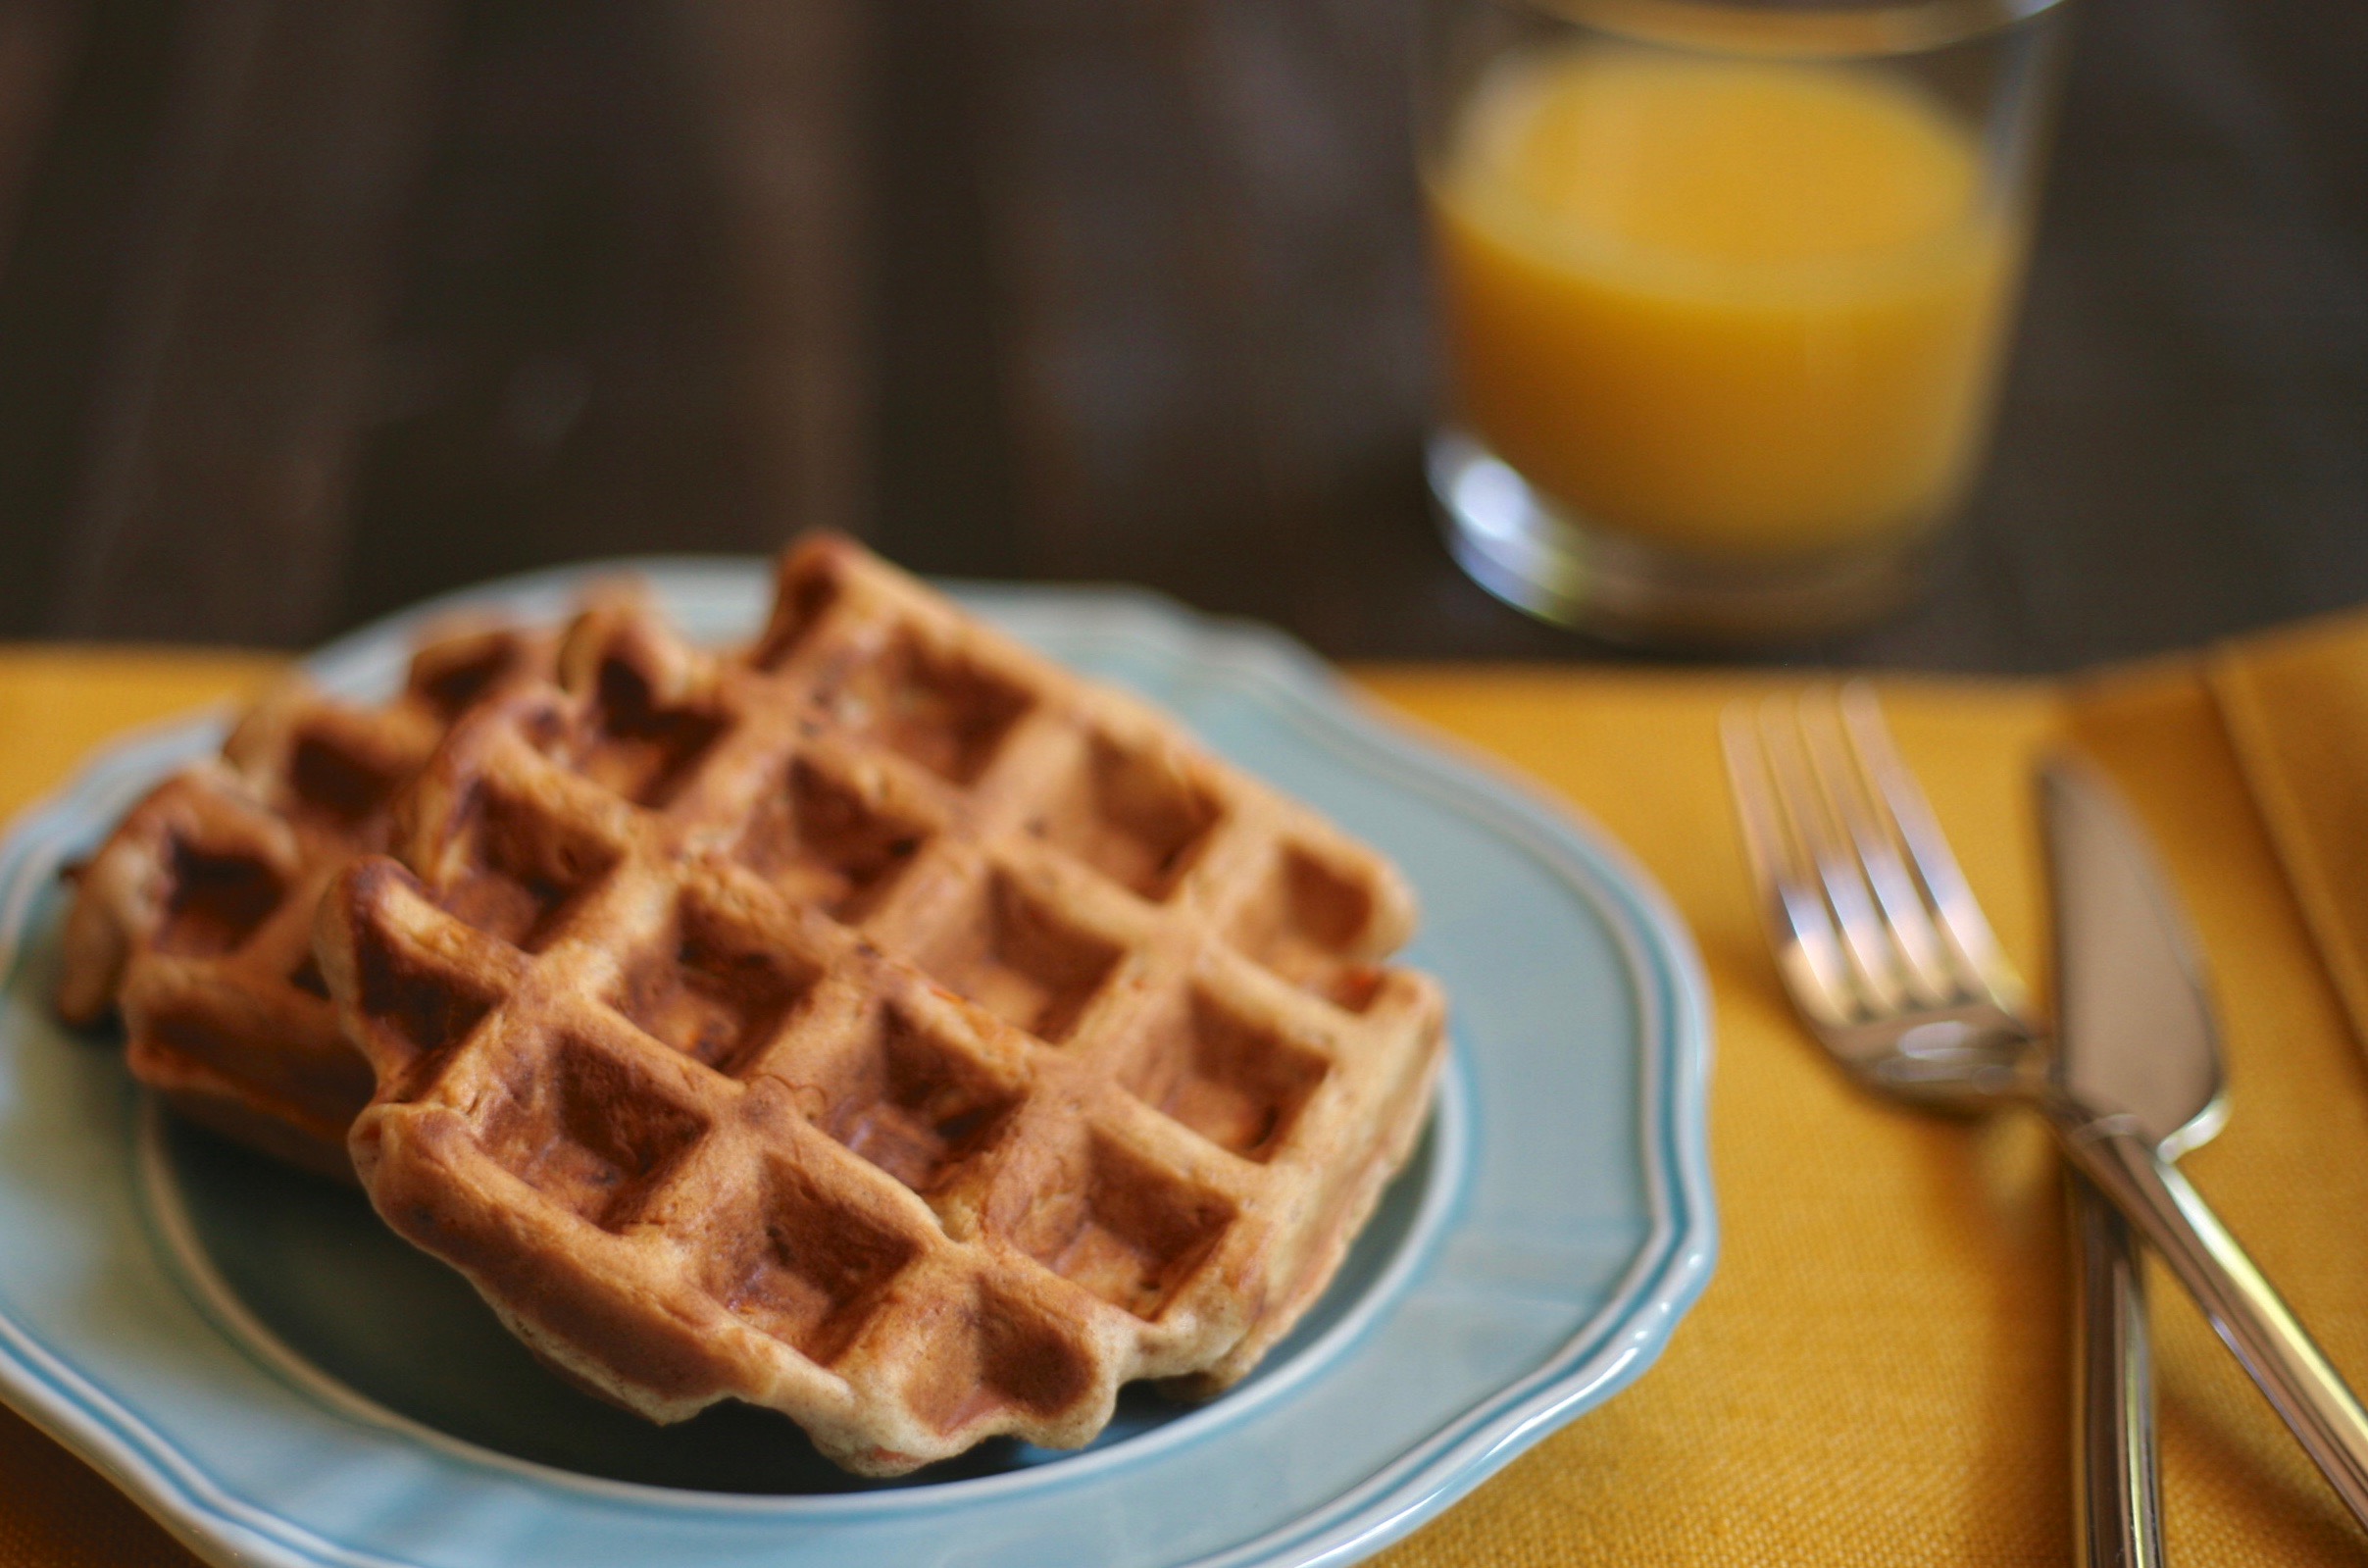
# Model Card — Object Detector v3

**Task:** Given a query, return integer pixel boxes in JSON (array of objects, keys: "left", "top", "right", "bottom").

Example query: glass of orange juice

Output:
[{"left": 1420, "top": 0, "right": 2071, "bottom": 643}]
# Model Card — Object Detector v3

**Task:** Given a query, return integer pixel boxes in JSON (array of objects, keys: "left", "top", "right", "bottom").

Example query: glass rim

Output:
[{"left": 1510, "top": 0, "right": 2072, "bottom": 58}]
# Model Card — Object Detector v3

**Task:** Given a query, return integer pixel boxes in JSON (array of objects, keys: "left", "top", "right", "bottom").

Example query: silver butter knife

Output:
[
  {"left": 2036, "top": 762, "right": 2368, "bottom": 1543},
  {"left": 2045, "top": 759, "right": 2228, "bottom": 1568}
]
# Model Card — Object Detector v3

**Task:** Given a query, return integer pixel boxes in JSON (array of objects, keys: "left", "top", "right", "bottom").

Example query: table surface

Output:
[
  {"left": 9, "top": 642, "right": 2368, "bottom": 1566},
  {"left": 0, "top": 0, "right": 2361, "bottom": 672}
]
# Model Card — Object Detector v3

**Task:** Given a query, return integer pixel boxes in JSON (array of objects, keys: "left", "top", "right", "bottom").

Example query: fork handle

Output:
[
  {"left": 2043, "top": 1091, "right": 2368, "bottom": 1533},
  {"left": 2070, "top": 1172, "right": 2163, "bottom": 1568}
]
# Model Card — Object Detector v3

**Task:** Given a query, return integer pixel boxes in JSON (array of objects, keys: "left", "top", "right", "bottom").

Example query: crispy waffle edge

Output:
[{"left": 52, "top": 621, "right": 562, "bottom": 1177}]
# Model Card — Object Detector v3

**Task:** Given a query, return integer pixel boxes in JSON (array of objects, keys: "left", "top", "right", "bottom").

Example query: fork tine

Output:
[
  {"left": 1797, "top": 689, "right": 1959, "bottom": 1009},
  {"left": 1720, "top": 704, "right": 1857, "bottom": 1028},
  {"left": 1837, "top": 681, "right": 2031, "bottom": 1014},
  {"left": 1758, "top": 696, "right": 1911, "bottom": 1016}
]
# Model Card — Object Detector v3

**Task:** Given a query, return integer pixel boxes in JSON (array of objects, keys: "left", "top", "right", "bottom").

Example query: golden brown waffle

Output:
[
  {"left": 56, "top": 625, "right": 556, "bottom": 1178},
  {"left": 315, "top": 535, "right": 1447, "bottom": 1473}
]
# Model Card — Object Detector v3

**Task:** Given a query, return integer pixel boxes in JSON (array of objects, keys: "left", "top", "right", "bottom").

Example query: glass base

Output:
[{"left": 1429, "top": 432, "right": 1934, "bottom": 648}]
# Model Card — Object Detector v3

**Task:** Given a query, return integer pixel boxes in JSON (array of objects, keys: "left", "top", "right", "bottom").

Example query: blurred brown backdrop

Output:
[{"left": 0, "top": 0, "right": 2361, "bottom": 668}]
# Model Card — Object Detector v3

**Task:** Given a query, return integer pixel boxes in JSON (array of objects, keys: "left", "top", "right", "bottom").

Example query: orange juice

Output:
[{"left": 1431, "top": 50, "right": 2015, "bottom": 559}]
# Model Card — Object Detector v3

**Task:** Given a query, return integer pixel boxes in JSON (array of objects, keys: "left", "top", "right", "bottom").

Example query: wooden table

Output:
[{"left": 0, "top": 0, "right": 2360, "bottom": 672}]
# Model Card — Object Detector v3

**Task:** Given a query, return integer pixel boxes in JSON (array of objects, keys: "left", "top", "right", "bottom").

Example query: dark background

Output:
[{"left": 0, "top": 0, "right": 2360, "bottom": 670}]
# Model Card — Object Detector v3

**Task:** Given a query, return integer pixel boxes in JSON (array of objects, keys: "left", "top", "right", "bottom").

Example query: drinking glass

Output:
[{"left": 1419, "top": 0, "right": 2071, "bottom": 644}]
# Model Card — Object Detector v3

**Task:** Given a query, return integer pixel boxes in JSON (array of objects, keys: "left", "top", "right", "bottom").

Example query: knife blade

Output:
[
  {"left": 2044, "top": 758, "right": 2227, "bottom": 1150},
  {"left": 2042, "top": 758, "right": 2230, "bottom": 1568}
]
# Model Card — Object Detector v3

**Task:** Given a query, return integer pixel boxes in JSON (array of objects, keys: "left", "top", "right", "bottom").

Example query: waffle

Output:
[
  {"left": 56, "top": 625, "right": 556, "bottom": 1178},
  {"left": 314, "top": 535, "right": 1448, "bottom": 1473}
]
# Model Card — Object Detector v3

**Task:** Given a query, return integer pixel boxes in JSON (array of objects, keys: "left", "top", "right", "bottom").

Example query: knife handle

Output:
[
  {"left": 2043, "top": 1090, "right": 2368, "bottom": 1534},
  {"left": 2070, "top": 1171, "right": 2164, "bottom": 1568}
]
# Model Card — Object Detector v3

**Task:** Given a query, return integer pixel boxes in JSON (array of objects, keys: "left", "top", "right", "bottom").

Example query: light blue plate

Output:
[{"left": 0, "top": 562, "right": 1714, "bottom": 1568}]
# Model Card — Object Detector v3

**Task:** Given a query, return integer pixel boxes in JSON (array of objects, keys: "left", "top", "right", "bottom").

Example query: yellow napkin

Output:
[
  {"left": 2211, "top": 617, "right": 2368, "bottom": 1065},
  {"left": 4, "top": 632, "right": 2368, "bottom": 1566}
]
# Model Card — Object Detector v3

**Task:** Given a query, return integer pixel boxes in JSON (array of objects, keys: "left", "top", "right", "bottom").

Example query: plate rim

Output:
[{"left": 0, "top": 557, "right": 1715, "bottom": 1568}]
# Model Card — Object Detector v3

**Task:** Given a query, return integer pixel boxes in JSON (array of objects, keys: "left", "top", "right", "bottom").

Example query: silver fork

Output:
[
  {"left": 1724, "top": 683, "right": 2368, "bottom": 1541},
  {"left": 1725, "top": 683, "right": 2034, "bottom": 1110}
]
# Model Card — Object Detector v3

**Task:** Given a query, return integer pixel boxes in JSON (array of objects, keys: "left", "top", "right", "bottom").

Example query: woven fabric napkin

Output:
[{"left": 5, "top": 630, "right": 2368, "bottom": 1565}]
